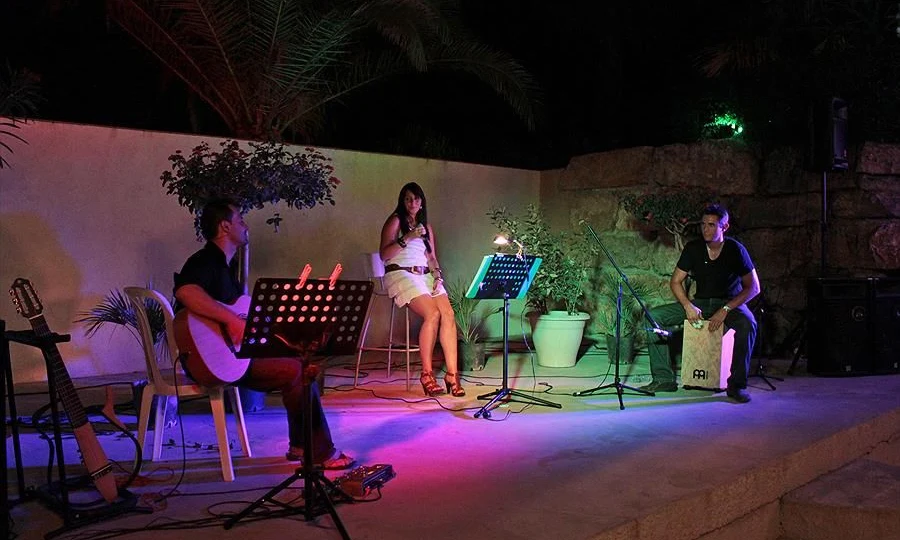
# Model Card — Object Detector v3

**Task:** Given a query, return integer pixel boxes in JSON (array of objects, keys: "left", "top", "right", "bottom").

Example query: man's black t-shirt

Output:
[
  {"left": 173, "top": 242, "right": 242, "bottom": 311},
  {"left": 676, "top": 237, "right": 754, "bottom": 299}
]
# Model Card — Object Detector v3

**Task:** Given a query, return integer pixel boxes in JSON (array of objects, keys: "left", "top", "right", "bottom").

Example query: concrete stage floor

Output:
[{"left": 5, "top": 349, "right": 900, "bottom": 540}]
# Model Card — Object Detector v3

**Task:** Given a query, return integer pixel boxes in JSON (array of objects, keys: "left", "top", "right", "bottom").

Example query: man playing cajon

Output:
[{"left": 641, "top": 204, "right": 760, "bottom": 403}]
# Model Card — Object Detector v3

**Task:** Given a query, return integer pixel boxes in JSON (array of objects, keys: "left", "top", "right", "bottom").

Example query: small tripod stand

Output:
[
  {"left": 224, "top": 359, "right": 354, "bottom": 538},
  {"left": 468, "top": 254, "right": 561, "bottom": 419},
  {"left": 573, "top": 280, "right": 655, "bottom": 409},
  {"left": 223, "top": 277, "right": 373, "bottom": 539},
  {"left": 573, "top": 225, "right": 657, "bottom": 410},
  {"left": 747, "top": 293, "right": 783, "bottom": 390}
]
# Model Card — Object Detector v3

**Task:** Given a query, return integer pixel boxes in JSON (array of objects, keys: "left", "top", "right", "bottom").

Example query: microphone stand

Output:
[{"left": 573, "top": 224, "right": 659, "bottom": 409}]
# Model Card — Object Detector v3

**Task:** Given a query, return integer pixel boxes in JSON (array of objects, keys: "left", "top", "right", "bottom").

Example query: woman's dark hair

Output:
[
  {"left": 393, "top": 182, "right": 431, "bottom": 253},
  {"left": 200, "top": 199, "right": 237, "bottom": 240}
]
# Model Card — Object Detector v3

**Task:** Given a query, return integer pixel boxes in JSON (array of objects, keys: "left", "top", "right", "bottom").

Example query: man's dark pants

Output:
[{"left": 645, "top": 298, "right": 757, "bottom": 390}]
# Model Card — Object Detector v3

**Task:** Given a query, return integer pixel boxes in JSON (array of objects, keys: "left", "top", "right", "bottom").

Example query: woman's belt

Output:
[{"left": 385, "top": 264, "right": 430, "bottom": 275}]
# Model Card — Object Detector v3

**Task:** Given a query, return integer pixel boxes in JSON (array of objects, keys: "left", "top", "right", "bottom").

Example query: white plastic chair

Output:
[
  {"left": 125, "top": 287, "right": 251, "bottom": 482},
  {"left": 354, "top": 253, "right": 420, "bottom": 391}
]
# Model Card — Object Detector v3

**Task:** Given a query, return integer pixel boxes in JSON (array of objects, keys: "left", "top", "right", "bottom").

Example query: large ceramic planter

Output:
[{"left": 533, "top": 311, "right": 590, "bottom": 367}]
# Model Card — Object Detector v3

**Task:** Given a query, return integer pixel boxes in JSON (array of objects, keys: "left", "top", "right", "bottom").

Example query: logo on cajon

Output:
[{"left": 692, "top": 369, "right": 707, "bottom": 380}]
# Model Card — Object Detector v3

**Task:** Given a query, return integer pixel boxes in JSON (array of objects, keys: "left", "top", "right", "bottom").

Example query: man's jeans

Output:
[{"left": 645, "top": 299, "right": 757, "bottom": 390}]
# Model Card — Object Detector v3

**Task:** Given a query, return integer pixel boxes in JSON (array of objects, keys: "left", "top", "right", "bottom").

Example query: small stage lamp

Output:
[{"left": 493, "top": 234, "right": 524, "bottom": 259}]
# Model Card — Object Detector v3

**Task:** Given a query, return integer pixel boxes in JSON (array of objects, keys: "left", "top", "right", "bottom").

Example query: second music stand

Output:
[
  {"left": 225, "top": 277, "right": 373, "bottom": 540},
  {"left": 467, "top": 254, "right": 562, "bottom": 419}
]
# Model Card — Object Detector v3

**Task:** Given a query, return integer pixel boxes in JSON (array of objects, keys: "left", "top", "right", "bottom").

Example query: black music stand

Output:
[
  {"left": 467, "top": 254, "right": 561, "bottom": 419},
  {"left": 573, "top": 225, "right": 657, "bottom": 409},
  {"left": 224, "top": 278, "right": 373, "bottom": 540}
]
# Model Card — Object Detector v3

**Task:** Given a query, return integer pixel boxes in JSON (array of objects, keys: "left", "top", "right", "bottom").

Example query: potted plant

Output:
[
  {"left": 488, "top": 205, "right": 595, "bottom": 367},
  {"left": 446, "top": 278, "right": 488, "bottom": 371},
  {"left": 76, "top": 287, "right": 167, "bottom": 351},
  {"left": 76, "top": 287, "right": 177, "bottom": 427},
  {"left": 585, "top": 267, "right": 656, "bottom": 365}
]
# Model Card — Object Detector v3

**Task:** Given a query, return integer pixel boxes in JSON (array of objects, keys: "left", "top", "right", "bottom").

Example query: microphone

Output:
[{"left": 647, "top": 327, "right": 671, "bottom": 337}]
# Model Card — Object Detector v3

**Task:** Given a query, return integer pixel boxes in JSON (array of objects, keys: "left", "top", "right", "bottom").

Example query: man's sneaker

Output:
[
  {"left": 640, "top": 380, "right": 678, "bottom": 393},
  {"left": 726, "top": 387, "right": 751, "bottom": 403}
]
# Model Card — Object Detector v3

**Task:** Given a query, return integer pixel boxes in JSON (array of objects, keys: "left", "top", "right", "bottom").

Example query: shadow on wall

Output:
[
  {"left": 0, "top": 213, "right": 82, "bottom": 382},
  {"left": 143, "top": 237, "right": 191, "bottom": 297}
]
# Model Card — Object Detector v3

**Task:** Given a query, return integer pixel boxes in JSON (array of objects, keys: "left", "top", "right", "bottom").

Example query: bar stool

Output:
[{"left": 354, "top": 253, "right": 420, "bottom": 390}]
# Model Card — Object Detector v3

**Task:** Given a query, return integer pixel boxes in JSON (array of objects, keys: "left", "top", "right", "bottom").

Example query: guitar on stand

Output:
[
  {"left": 9, "top": 278, "right": 119, "bottom": 503},
  {"left": 7, "top": 279, "right": 147, "bottom": 539}
]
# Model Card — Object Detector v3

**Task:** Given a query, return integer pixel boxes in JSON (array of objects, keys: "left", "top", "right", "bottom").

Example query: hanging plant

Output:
[{"left": 161, "top": 140, "right": 341, "bottom": 237}]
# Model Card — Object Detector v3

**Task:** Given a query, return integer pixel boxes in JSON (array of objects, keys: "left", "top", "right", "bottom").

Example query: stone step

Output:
[{"left": 780, "top": 436, "right": 900, "bottom": 540}]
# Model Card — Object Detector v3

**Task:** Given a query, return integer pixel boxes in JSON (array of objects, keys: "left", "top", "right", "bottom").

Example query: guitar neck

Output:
[{"left": 30, "top": 315, "right": 89, "bottom": 428}]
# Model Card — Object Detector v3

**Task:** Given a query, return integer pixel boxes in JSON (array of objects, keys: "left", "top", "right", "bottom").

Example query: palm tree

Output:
[
  {"left": 106, "top": 0, "right": 539, "bottom": 142},
  {"left": 0, "top": 65, "right": 41, "bottom": 169}
]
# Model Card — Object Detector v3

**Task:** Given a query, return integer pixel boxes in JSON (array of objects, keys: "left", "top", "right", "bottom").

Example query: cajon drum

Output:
[{"left": 681, "top": 319, "right": 734, "bottom": 391}]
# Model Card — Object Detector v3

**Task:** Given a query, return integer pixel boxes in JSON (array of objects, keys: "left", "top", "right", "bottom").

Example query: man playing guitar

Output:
[{"left": 173, "top": 199, "right": 354, "bottom": 469}]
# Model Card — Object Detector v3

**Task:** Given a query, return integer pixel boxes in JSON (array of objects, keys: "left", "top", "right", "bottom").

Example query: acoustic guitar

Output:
[
  {"left": 9, "top": 278, "right": 119, "bottom": 503},
  {"left": 173, "top": 295, "right": 251, "bottom": 386}
]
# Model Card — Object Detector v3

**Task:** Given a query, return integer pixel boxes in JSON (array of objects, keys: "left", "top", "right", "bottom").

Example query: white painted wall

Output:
[{"left": 0, "top": 121, "right": 540, "bottom": 382}]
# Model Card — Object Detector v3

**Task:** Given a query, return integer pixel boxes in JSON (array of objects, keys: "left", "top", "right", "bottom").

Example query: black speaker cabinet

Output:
[
  {"left": 806, "top": 278, "right": 873, "bottom": 375},
  {"left": 807, "top": 97, "right": 849, "bottom": 172},
  {"left": 873, "top": 278, "right": 900, "bottom": 373}
]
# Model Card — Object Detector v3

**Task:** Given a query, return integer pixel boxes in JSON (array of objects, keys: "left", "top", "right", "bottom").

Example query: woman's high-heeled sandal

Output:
[
  {"left": 420, "top": 371, "right": 445, "bottom": 397},
  {"left": 444, "top": 373, "right": 466, "bottom": 397}
]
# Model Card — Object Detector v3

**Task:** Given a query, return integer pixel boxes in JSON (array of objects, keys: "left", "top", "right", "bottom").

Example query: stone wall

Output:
[{"left": 541, "top": 140, "right": 900, "bottom": 352}]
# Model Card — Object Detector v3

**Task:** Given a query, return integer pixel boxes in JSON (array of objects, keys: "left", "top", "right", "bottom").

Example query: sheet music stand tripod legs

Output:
[
  {"left": 467, "top": 254, "right": 560, "bottom": 419},
  {"left": 224, "top": 365, "right": 353, "bottom": 538},
  {"left": 474, "top": 292, "right": 561, "bottom": 418},
  {"left": 223, "top": 277, "right": 372, "bottom": 540}
]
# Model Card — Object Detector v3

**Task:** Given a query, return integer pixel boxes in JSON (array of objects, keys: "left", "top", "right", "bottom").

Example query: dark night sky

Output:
[{"left": 5, "top": 1, "right": 896, "bottom": 168}]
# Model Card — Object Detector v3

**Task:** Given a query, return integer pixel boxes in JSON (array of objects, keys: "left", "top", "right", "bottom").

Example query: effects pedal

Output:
[{"left": 333, "top": 464, "right": 396, "bottom": 497}]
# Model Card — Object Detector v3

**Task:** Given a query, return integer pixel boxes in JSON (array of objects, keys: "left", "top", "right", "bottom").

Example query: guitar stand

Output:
[{"left": 2, "top": 320, "right": 146, "bottom": 540}]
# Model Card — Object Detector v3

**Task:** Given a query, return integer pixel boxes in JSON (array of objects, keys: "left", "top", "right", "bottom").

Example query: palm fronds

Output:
[
  {"left": 0, "top": 64, "right": 41, "bottom": 169},
  {"left": 107, "top": 0, "right": 540, "bottom": 140},
  {"left": 75, "top": 288, "right": 167, "bottom": 346}
]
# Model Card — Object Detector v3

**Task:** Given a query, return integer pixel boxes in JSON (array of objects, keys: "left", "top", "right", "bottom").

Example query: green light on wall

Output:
[{"left": 703, "top": 112, "right": 744, "bottom": 139}]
